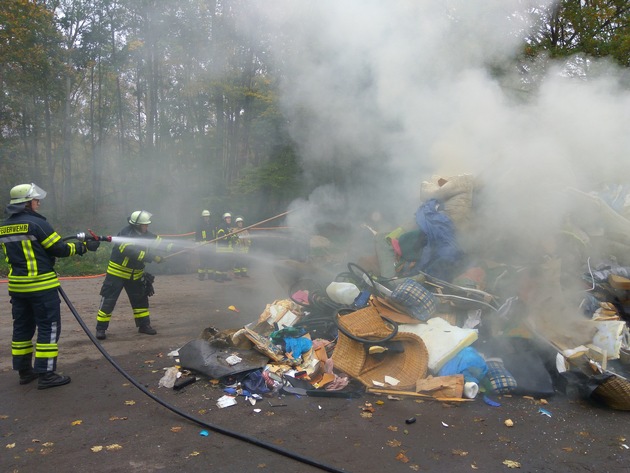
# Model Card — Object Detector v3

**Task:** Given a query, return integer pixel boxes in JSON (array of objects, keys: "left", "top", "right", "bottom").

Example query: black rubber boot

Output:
[
  {"left": 138, "top": 325, "right": 157, "bottom": 335},
  {"left": 38, "top": 372, "right": 71, "bottom": 390},
  {"left": 19, "top": 369, "right": 39, "bottom": 385},
  {"left": 198, "top": 273, "right": 205, "bottom": 281},
  {"left": 96, "top": 329, "right": 107, "bottom": 340}
]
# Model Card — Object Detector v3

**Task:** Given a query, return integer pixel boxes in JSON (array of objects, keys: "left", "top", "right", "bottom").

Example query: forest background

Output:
[{"left": 1, "top": 0, "right": 629, "bottom": 244}]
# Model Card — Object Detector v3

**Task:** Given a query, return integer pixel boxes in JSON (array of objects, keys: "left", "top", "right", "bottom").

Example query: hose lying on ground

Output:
[{"left": 58, "top": 285, "right": 349, "bottom": 473}]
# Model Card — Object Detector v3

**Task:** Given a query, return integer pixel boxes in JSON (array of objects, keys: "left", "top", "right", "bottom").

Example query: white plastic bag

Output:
[
  {"left": 592, "top": 321, "right": 626, "bottom": 359},
  {"left": 326, "top": 282, "right": 360, "bottom": 306},
  {"left": 158, "top": 366, "right": 180, "bottom": 388}
]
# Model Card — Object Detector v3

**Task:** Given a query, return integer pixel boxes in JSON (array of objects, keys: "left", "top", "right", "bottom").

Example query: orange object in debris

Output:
[
  {"left": 609, "top": 274, "right": 630, "bottom": 290},
  {"left": 228, "top": 305, "right": 239, "bottom": 312}
]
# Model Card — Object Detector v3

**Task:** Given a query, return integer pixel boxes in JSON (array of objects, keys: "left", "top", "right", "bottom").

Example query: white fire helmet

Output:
[
  {"left": 128, "top": 210, "right": 152, "bottom": 225},
  {"left": 10, "top": 183, "right": 47, "bottom": 204},
  {"left": 222, "top": 212, "right": 232, "bottom": 220},
  {"left": 201, "top": 210, "right": 211, "bottom": 217},
  {"left": 235, "top": 216, "right": 244, "bottom": 224}
]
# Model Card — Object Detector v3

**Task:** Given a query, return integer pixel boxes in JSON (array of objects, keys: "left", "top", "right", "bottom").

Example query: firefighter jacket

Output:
[
  {"left": 234, "top": 228, "right": 251, "bottom": 253},
  {"left": 215, "top": 222, "right": 238, "bottom": 252},
  {"left": 196, "top": 218, "right": 215, "bottom": 242},
  {"left": 106, "top": 224, "right": 170, "bottom": 281},
  {"left": 0, "top": 204, "right": 85, "bottom": 294}
]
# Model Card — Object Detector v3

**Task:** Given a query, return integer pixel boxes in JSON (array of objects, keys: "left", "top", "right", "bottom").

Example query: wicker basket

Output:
[
  {"left": 592, "top": 374, "right": 630, "bottom": 411},
  {"left": 332, "top": 305, "right": 429, "bottom": 390}
]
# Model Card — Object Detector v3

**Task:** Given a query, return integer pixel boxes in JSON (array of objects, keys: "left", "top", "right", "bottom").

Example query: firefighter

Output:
[
  {"left": 95, "top": 210, "right": 171, "bottom": 340},
  {"left": 214, "top": 212, "right": 237, "bottom": 282},
  {"left": 233, "top": 216, "right": 251, "bottom": 278},
  {"left": 0, "top": 183, "right": 99, "bottom": 389},
  {"left": 195, "top": 209, "right": 216, "bottom": 280}
]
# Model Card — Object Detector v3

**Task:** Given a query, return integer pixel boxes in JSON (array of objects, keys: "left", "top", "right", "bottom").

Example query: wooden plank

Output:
[{"left": 366, "top": 387, "right": 473, "bottom": 402}]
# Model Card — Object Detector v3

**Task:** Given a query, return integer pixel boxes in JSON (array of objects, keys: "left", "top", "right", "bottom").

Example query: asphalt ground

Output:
[{"left": 1, "top": 259, "right": 630, "bottom": 473}]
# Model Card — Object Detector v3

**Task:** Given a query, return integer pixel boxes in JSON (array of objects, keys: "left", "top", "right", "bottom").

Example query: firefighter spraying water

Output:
[{"left": 0, "top": 183, "right": 100, "bottom": 389}]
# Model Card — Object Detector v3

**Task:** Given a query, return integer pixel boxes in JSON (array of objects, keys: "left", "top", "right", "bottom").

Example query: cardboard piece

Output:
[{"left": 415, "top": 374, "right": 464, "bottom": 399}]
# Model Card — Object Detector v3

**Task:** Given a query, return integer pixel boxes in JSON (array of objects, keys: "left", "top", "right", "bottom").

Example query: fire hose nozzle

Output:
[{"left": 75, "top": 231, "right": 112, "bottom": 242}]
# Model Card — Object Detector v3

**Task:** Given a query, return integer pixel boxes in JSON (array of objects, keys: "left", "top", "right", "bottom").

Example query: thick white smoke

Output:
[{"left": 243, "top": 1, "right": 630, "bottom": 272}]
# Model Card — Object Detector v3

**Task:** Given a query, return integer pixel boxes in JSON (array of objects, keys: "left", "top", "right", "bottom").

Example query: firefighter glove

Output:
[
  {"left": 86, "top": 240, "right": 100, "bottom": 251},
  {"left": 75, "top": 242, "right": 88, "bottom": 256}
]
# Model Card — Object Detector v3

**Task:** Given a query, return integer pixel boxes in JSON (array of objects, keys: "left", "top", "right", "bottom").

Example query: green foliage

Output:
[{"left": 523, "top": 0, "right": 630, "bottom": 67}]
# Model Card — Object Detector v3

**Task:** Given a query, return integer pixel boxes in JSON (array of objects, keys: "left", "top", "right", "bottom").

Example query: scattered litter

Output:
[
  {"left": 384, "top": 375, "right": 400, "bottom": 386},
  {"left": 504, "top": 419, "right": 514, "bottom": 427},
  {"left": 253, "top": 408, "right": 262, "bottom": 413},
  {"left": 267, "top": 401, "right": 287, "bottom": 407},
  {"left": 539, "top": 408, "right": 552, "bottom": 417},
  {"left": 503, "top": 459, "right": 521, "bottom": 468},
  {"left": 173, "top": 376, "right": 197, "bottom": 391},
  {"left": 216, "top": 395, "right": 237, "bottom": 408},
  {"left": 483, "top": 395, "right": 501, "bottom": 407},
  {"left": 405, "top": 417, "right": 417, "bottom": 424},
  {"left": 225, "top": 354, "right": 242, "bottom": 365},
  {"left": 167, "top": 349, "right": 179, "bottom": 357},
  {"left": 199, "top": 430, "right": 209, "bottom": 437},
  {"left": 228, "top": 305, "right": 239, "bottom": 312},
  {"left": 441, "top": 421, "right": 449, "bottom": 427},
  {"left": 158, "top": 366, "right": 180, "bottom": 388}
]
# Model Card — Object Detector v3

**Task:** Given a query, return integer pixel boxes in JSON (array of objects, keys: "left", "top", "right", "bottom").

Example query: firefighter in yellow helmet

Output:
[
  {"left": 195, "top": 209, "right": 216, "bottom": 280},
  {"left": 214, "top": 212, "right": 238, "bottom": 282},
  {"left": 0, "top": 183, "right": 99, "bottom": 389},
  {"left": 232, "top": 216, "right": 251, "bottom": 278},
  {"left": 95, "top": 210, "right": 172, "bottom": 340}
]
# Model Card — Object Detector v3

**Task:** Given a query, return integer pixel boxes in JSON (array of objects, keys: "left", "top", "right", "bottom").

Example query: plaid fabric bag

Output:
[
  {"left": 485, "top": 358, "right": 517, "bottom": 394},
  {"left": 389, "top": 279, "right": 436, "bottom": 321}
]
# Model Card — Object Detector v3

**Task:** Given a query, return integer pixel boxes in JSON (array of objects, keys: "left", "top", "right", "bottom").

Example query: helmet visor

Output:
[{"left": 29, "top": 184, "right": 47, "bottom": 201}]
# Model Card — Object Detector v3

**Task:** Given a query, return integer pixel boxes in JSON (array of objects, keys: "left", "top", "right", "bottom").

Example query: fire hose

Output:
[
  {"left": 162, "top": 209, "right": 294, "bottom": 260},
  {"left": 58, "top": 223, "right": 349, "bottom": 473}
]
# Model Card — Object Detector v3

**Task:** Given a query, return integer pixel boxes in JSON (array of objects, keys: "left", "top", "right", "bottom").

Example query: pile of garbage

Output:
[{"left": 165, "top": 175, "right": 630, "bottom": 411}]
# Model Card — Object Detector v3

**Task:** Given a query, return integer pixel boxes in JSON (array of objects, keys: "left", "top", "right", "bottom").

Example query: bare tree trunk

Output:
[
  {"left": 61, "top": 74, "right": 73, "bottom": 210},
  {"left": 90, "top": 65, "right": 98, "bottom": 214}
]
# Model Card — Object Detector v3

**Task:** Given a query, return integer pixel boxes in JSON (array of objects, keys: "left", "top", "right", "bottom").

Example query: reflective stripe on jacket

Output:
[{"left": 0, "top": 209, "right": 81, "bottom": 293}]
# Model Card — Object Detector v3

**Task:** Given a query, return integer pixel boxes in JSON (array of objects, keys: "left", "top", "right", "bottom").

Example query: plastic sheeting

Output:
[{"left": 178, "top": 339, "right": 270, "bottom": 379}]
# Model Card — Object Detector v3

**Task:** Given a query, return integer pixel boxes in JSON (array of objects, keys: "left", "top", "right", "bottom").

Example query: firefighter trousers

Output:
[
  {"left": 96, "top": 274, "right": 151, "bottom": 330},
  {"left": 11, "top": 288, "right": 62, "bottom": 373}
]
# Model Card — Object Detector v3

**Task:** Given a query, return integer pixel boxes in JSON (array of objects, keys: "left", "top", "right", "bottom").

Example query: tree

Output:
[
  {"left": 524, "top": 0, "right": 630, "bottom": 68},
  {"left": 0, "top": 0, "right": 65, "bottom": 197}
]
